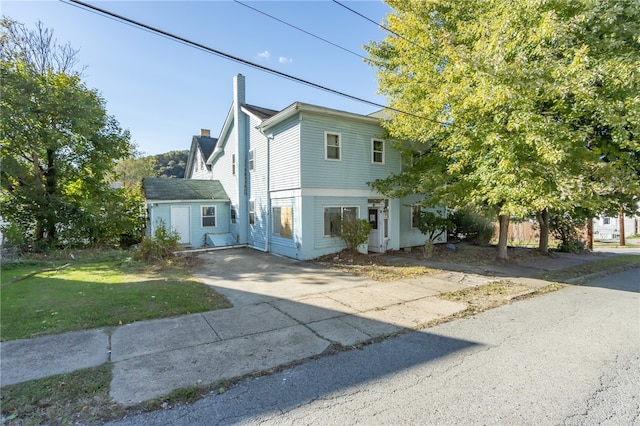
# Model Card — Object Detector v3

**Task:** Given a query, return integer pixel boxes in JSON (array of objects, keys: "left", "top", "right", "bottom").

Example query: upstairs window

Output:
[
  {"left": 202, "top": 206, "right": 216, "bottom": 227},
  {"left": 249, "top": 150, "right": 255, "bottom": 171},
  {"left": 232, "top": 154, "right": 236, "bottom": 175},
  {"left": 411, "top": 205, "right": 421, "bottom": 228},
  {"left": 372, "top": 139, "right": 384, "bottom": 164},
  {"left": 325, "top": 132, "right": 340, "bottom": 160},
  {"left": 603, "top": 216, "right": 610, "bottom": 225}
]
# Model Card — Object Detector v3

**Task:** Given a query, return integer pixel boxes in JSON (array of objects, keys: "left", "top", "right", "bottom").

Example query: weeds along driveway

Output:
[{"left": 190, "top": 248, "right": 379, "bottom": 307}]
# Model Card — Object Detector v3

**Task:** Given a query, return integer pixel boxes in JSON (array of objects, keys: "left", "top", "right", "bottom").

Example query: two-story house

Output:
[{"left": 144, "top": 74, "right": 444, "bottom": 259}]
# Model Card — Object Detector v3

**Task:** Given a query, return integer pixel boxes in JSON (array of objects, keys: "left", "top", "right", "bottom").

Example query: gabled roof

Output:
[
  {"left": 242, "top": 104, "right": 279, "bottom": 120},
  {"left": 259, "top": 102, "right": 380, "bottom": 132},
  {"left": 185, "top": 135, "right": 218, "bottom": 178},
  {"left": 194, "top": 135, "right": 217, "bottom": 159},
  {"left": 143, "top": 178, "right": 229, "bottom": 201}
]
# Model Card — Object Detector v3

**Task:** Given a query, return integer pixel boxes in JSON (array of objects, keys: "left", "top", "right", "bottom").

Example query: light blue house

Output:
[{"left": 147, "top": 74, "right": 445, "bottom": 259}]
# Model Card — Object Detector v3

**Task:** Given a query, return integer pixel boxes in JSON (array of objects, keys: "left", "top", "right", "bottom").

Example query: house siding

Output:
[
  {"left": 299, "top": 114, "right": 401, "bottom": 189},
  {"left": 212, "top": 124, "right": 241, "bottom": 241},
  {"left": 248, "top": 114, "right": 268, "bottom": 250},
  {"left": 148, "top": 201, "right": 230, "bottom": 247},
  {"left": 269, "top": 116, "right": 301, "bottom": 192},
  {"left": 190, "top": 149, "right": 211, "bottom": 180}
]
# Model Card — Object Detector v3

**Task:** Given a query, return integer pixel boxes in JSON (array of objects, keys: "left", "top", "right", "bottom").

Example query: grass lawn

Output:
[{"left": 0, "top": 251, "right": 231, "bottom": 341}]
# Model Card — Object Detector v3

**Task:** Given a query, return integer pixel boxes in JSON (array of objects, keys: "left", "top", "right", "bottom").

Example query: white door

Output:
[
  {"left": 368, "top": 208, "right": 383, "bottom": 253},
  {"left": 171, "top": 206, "right": 191, "bottom": 244}
]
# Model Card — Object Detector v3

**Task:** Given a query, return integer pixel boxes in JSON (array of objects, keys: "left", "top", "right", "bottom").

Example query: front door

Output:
[
  {"left": 368, "top": 208, "right": 383, "bottom": 253},
  {"left": 171, "top": 206, "right": 191, "bottom": 245}
]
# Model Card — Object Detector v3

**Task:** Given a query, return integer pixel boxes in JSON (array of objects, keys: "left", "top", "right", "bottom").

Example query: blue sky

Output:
[{"left": 3, "top": 0, "right": 392, "bottom": 155}]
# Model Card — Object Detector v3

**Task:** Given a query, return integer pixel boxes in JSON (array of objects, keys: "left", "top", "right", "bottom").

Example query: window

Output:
[
  {"left": 372, "top": 139, "right": 384, "bottom": 164},
  {"left": 325, "top": 132, "right": 340, "bottom": 160},
  {"left": 411, "top": 205, "right": 421, "bottom": 229},
  {"left": 249, "top": 201, "right": 255, "bottom": 225},
  {"left": 230, "top": 205, "right": 237, "bottom": 224},
  {"left": 324, "top": 206, "right": 358, "bottom": 236},
  {"left": 232, "top": 154, "right": 236, "bottom": 175},
  {"left": 603, "top": 216, "right": 610, "bottom": 225},
  {"left": 201, "top": 206, "right": 216, "bottom": 227},
  {"left": 249, "top": 150, "right": 255, "bottom": 171},
  {"left": 273, "top": 206, "right": 293, "bottom": 238}
]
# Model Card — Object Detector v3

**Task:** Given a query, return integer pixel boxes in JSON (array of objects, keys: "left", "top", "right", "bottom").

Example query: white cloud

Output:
[
  {"left": 257, "top": 50, "right": 270, "bottom": 60},
  {"left": 278, "top": 56, "right": 293, "bottom": 64}
]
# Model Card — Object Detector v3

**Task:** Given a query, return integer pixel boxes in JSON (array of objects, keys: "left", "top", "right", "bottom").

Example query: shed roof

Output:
[{"left": 143, "top": 178, "right": 229, "bottom": 201}]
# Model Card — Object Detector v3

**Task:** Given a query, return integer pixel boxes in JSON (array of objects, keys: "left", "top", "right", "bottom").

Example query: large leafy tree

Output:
[
  {"left": 0, "top": 18, "right": 135, "bottom": 249},
  {"left": 367, "top": 0, "right": 639, "bottom": 258}
]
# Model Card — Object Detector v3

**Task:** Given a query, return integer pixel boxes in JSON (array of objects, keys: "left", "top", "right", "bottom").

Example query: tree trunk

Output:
[
  {"left": 586, "top": 219, "right": 593, "bottom": 251},
  {"left": 44, "top": 148, "right": 57, "bottom": 244},
  {"left": 497, "top": 213, "right": 510, "bottom": 260},
  {"left": 536, "top": 208, "right": 550, "bottom": 254},
  {"left": 619, "top": 207, "right": 626, "bottom": 246}
]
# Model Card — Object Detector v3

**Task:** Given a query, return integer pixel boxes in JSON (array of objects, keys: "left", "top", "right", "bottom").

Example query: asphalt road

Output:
[{"left": 110, "top": 268, "right": 640, "bottom": 425}]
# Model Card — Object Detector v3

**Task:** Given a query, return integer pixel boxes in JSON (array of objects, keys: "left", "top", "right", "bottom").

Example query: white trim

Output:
[
  {"left": 301, "top": 188, "right": 383, "bottom": 197},
  {"left": 200, "top": 205, "right": 217, "bottom": 228},
  {"left": 372, "top": 138, "right": 385, "bottom": 165},
  {"left": 146, "top": 199, "right": 229, "bottom": 204},
  {"left": 259, "top": 102, "right": 380, "bottom": 132},
  {"left": 325, "top": 131, "right": 341, "bottom": 161}
]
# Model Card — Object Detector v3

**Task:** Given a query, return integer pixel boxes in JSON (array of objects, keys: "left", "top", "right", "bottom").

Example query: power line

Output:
[
  {"left": 232, "top": 0, "right": 368, "bottom": 62},
  {"left": 62, "top": 0, "right": 452, "bottom": 127}
]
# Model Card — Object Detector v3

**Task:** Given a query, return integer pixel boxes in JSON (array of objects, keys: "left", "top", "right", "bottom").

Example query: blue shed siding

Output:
[
  {"left": 299, "top": 114, "right": 401, "bottom": 189},
  {"left": 148, "top": 201, "right": 230, "bottom": 247}
]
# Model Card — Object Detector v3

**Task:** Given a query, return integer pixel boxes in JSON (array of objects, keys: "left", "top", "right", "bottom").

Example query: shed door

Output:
[{"left": 171, "top": 206, "right": 191, "bottom": 244}]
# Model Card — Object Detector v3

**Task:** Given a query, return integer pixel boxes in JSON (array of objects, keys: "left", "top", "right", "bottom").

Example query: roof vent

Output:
[{"left": 200, "top": 129, "right": 210, "bottom": 137}]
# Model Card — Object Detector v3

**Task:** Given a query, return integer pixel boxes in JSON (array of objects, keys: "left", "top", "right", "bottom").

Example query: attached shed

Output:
[{"left": 143, "top": 178, "right": 235, "bottom": 248}]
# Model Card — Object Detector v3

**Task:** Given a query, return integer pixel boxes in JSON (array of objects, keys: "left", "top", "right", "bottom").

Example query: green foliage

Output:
[
  {"left": 340, "top": 217, "right": 372, "bottom": 252},
  {"left": 550, "top": 211, "right": 589, "bottom": 253},
  {"left": 414, "top": 209, "right": 454, "bottom": 243},
  {"left": 0, "top": 19, "right": 134, "bottom": 250},
  {"left": 153, "top": 150, "right": 189, "bottom": 178},
  {"left": 367, "top": 0, "right": 640, "bottom": 259},
  {"left": 450, "top": 209, "right": 496, "bottom": 246},
  {"left": 134, "top": 220, "right": 181, "bottom": 262},
  {"left": 113, "top": 155, "right": 158, "bottom": 190}
]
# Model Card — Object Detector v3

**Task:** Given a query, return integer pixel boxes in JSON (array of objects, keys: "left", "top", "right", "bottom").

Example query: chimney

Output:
[{"left": 200, "top": 129, "right": 210, "bottom": 137}]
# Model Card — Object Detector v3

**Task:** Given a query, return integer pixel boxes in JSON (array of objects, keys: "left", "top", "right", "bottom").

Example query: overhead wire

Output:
[{"left": 62, "top": 0, "right": 453, "bottom": 127}]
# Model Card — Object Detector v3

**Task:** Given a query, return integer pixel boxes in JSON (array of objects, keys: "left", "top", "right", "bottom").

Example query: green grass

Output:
[
  {"left": 541, "top": 254, "right": 640, "bottom": 283},
  {"left": 0, "top": 364, "right": 122, "bottom": 425},
  {"left": 1, "top": 253, "right": 231, "bottom": 341}
]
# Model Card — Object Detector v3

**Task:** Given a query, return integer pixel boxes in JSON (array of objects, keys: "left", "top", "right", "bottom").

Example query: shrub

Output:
[
  {"left": 415, "top": 210, "right": 455, "bottom": 243},
  {"left": 340, "top": 217, "right": 372, "bottom": 252},
  {"left": 450, "top": 208, "right": 495, "bottom": 245},
  {"left": 551, "top": 212, "right": 587, "bottom": 253},
  {"left": 133, "top": 220, "right": 180, "bottom": 262}
]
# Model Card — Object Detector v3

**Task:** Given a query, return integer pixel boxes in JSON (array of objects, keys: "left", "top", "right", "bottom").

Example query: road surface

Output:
[{"left": 110, "top": 268, "right": 640, "bottom": 425}]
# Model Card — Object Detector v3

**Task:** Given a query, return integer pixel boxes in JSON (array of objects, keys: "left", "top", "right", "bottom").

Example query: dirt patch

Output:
[
  {"left": 390, "top": 242, "right": 545, "bottom": 265},
  {"left": 314, "top": 251, "right": 438, "bottom": 281}
]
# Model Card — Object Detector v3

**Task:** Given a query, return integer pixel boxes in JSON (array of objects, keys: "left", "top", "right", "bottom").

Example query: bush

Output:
[
  {"left": 551, "top": 212, "right": 588, "bottom": 253},
  {"left": 340, "top": 217, "right": 372, "bottom": 252},
  {"left": 133, "top": 221, "right": 180, "bottom": 262},
  {"left": 450, "top": 208, "right": 495, "bottom": 245}
]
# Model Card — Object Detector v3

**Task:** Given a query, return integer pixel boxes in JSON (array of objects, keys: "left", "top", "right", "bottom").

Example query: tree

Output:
[
  {"left": 0, "top": 18, "right": 135, "bottom": 250},
  {"left": 367, "top": 0, "right": 639, "bottom": 259},
  {"left": 113, "top": 155, "right": 158, "bottom": 190}
]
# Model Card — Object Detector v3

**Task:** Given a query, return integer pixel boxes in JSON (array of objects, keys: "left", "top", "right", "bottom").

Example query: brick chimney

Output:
[{"left": 200, "top": 128, "right": 210, "bottom": 137}]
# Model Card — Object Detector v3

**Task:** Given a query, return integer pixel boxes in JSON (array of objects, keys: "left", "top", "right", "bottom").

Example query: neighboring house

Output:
[
  {"left": 149, "top": 74, "right": 444, "bottom": 259},
  {"left": 143, "top": 178, "right": 235, "bottom": 247},
  {"left": 184, "top": 129, "right": 217, "bottom": 179},
  {"left": 593, "top": 212, "right": 640, "bottom": 240}
]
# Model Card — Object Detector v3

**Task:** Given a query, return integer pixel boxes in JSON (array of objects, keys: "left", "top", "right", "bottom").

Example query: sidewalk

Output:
[{"left": 1, "top": 247, "right": 636, "bottom": 406}]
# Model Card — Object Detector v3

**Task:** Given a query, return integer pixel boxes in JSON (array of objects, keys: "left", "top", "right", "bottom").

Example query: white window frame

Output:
[
  {"left": 325, "top": 131, "right": 341, "bottom": 161},
  {"left": 411, "top": 205, "right": 421, "bottom": 229},
  {"left": 323, "top": 206, "right": 358, "bottom": 237},
  {"left": 602, "top": 216, "right": 610, "bottom": 225},
  {"left": 249, "top": 200, "right": 255, "bottom": 226},
  {"left": 249, "top": 150, "right": 255, "bottom": 171},
  {"left": 201, "top": 205, "right": 216, "bottom": 228},
  {"left": 273, "top": 206, "right": 293, "bottom": 238},
  {"left": 232, "top": 153, "right": 236, "bottom": 175},
  {"left": 230, "top": 205, "right": 237, "bottom": 224},
  {"left": 372, "top": 138, "right": 385, "bottom": 164}
]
